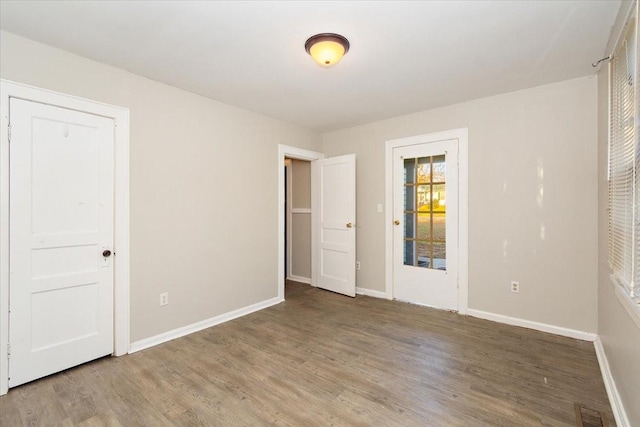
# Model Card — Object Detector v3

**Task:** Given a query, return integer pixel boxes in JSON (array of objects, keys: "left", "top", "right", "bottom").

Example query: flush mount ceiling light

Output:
[{"left": 304, "top": 33, "right": 350, "bottom": 68}]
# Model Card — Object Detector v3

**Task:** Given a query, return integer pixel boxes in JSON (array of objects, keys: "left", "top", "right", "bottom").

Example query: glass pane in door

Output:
[
  {"left": 417, "top": 157, "right": 431, "bottom": 183},
  {"left": 402, "top": 155, "right": 446, "bottom": 270},
  {"left": 404, "top": 158, "right": 415, "bottom": 184},
  {"left": 432, "top": 155, "right": 446, "bottom": 182},
  {"left": 404, "top": 240, "right": 415, "bottom": 266}
]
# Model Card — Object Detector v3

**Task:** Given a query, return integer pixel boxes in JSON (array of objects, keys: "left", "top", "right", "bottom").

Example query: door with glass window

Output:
[{"left": 393, "top": 140, "right": 458, "bottom": 310}]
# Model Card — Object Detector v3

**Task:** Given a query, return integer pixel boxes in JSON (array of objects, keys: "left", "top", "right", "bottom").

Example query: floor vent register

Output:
[{"left": 574, "top": 403, "right": 607, "bottom": 427}]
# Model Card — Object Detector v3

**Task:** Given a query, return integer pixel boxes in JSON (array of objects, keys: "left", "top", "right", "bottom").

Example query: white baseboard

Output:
[
  {"left": 129, "top": 296, "right": 283, "bottom": 353},
  {"left": 287, "top": 275, "right": 311, "bottom": 285},
  {"left": 594, "top": 336, "right": 631, "bottom": 427},
  {"left": 356, "top": 287, "right": 388, "bottom": 299},
  {"left": 466, "top": 309, "right": 596, "bottom": 341}
]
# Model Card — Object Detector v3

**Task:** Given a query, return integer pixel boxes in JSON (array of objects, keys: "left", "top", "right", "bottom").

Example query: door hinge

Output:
[
  {"left": 7, "top": 123, "right": 11, "bottom": 142},
  {"left": 7, "top": 343, "right": 11, "bottom": 359}
]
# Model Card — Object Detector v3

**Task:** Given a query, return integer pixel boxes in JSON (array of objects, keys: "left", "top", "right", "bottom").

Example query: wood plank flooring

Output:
[{"left": 0, "top": 281, "right": 614, "bottom": 426}]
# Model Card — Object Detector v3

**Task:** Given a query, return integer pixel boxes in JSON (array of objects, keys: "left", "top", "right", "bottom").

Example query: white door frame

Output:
[
  {"left": 284, "top": 158, "right": 292, "bottom": 281},
  {"left": 0, "top": 80, "right": 131, "bottom": 395},
  {"left": 278, "top": 144, "right": 323, "bottom": 300},
  {"left": 384, "top": 128, "right": 469, "bottom": 313}
]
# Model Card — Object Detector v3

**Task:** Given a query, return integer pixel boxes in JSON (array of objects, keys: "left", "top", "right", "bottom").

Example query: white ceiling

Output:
[{"left": 0, "top": 1, "right": 621, "bottom": 132}]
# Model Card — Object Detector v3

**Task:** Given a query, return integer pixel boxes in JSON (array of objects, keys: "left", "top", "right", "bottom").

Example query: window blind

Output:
[{"left": 609, "top": 14, "right": 638, "bottom": 298}]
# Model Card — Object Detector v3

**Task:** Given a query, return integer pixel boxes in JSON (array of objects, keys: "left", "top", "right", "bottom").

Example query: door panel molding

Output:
[
  {"left": 9, "top": 99, "right": 115, "bottom": 387},
  {"left": 312, "top": 154, "right": 357, "bottom": 297},
  {"left": 0, "top": 79, "right": 130, "bottom": 395},
  {"left": 384, "top": 128, "right": 468, "bottom": 313}
]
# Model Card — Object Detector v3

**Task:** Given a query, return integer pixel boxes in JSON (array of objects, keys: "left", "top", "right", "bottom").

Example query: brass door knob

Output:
[
  {"left": 102, "top": 249, "right": 112, "bottom": 257},
  {"left": 346, "top": 222, "right": 353, "bottom": 228},
  {"left": 394, "top": 220, "right": 400, "bottom": 225}
]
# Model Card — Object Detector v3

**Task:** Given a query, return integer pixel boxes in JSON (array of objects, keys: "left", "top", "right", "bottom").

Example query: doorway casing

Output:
[
  {"left": 0, "top": 80, "right": 131, "bottom": 395},
  {"left": 278, "top": 144, "right": 323, "bottom": 300},
  {"left": 384, "top": 128, "right": 469, "bottom": 313}
]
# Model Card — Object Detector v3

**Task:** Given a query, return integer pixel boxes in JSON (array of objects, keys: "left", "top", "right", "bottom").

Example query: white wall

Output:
[
  {"left": 0, "top": 31, "right": 322, "bottom": 342},
  {"left": 597, "top": 64, "right": 640, "bottom": 426},
  {"left": 322, "top": 76, "right": 599, "bottom": 333}
]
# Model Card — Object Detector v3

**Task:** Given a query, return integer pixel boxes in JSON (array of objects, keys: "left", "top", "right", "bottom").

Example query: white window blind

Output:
[{"left": 609, "top": 11, "right": 638, "bottom": 299}]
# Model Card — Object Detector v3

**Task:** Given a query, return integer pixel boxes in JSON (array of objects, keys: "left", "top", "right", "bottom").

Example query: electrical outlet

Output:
[
  {"left": 510, "top": 281, "right": 520, "bottom": 293},
  {"left": 356, "top": 261, "right": 361, "bottom": 270},
  {"left": 160, "top": 292, "right": 169, "bottom": 306}
]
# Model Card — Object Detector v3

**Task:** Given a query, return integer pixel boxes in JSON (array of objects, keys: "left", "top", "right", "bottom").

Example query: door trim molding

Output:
[
  {"left": 278, "top": 145, "right": 323, "bottom": 301},
  {"left": 0, "top": 79, "right": 131, "bottom": 395},
  {"left": 285, "top": 159, "right": 292, "bottom": 281},
  {"left": 384, "top": 128, "right": 469, "bottom": 314}
]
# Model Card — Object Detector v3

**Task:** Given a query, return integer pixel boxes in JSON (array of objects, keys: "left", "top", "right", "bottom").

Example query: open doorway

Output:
[
  {"left": 277, "top": 145, "right": 323, "bottom": 301},
  {"left": 285, "top": 158, "right": 312, "bottom": 286},
  {"left": 278, "top": 145, "right": 357, "bottom": 300}
]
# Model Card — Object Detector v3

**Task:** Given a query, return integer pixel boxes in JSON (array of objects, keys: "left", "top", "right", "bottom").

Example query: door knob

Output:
[
  {"left": 102, "top": 249, "right": 112, "bottom": 257},
  {"left": 346, "top": 222, "right": 353, "bottom": 228},
  {"left": 394, "top": 220, "right": 400, "bottom": 225}
]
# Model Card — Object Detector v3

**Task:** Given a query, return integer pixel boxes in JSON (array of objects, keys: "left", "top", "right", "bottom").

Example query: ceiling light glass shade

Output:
[{"left": 305, "top": 33, "right": 350, "bottom": 67}]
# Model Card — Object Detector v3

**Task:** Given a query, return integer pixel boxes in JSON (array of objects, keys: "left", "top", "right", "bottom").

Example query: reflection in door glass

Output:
[
  {"left": 403, "top": 155, "right": 446, "bottom": 270},
  {"left": 404, "top": 240, "right": 414, "bottom": 266},
  {"left": 404, "top": 158, "right": 415, "bottom": 184}
]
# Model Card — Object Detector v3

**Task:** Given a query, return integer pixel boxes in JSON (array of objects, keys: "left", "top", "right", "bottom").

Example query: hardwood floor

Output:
[{"left": 1, "top": 281, "right": 614, "bottom": 426}]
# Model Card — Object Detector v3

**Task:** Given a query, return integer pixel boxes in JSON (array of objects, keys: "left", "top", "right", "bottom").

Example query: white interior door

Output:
[
  {"left": 312, "top": 154, "right": 356, "bottom": 297},
  {"left": 9, "top": 98, "right": 115, "bottom": 387},
  {"left": 393, "top": 140, "right": 458, "bottom": 310}
]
